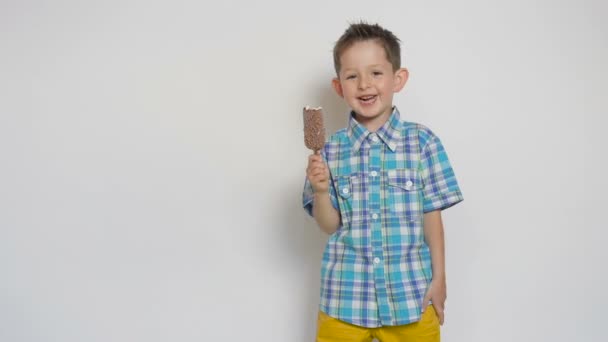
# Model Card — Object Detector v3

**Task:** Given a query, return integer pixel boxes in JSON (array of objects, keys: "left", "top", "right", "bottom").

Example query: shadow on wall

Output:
[
  {"left": 279, "top": 183, "right": 326, "bottom": 342},
  {"left": 278, "top": 82, "right": 349, "bottom": 341}
]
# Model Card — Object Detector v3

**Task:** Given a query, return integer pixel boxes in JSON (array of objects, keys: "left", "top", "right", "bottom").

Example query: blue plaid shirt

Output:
[{"left": 302, "top": 107, "right": 463, "bottom": 328}]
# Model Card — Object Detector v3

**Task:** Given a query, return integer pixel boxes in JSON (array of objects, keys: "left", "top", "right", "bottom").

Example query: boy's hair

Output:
[{"left": 333, "top": 21, "right": 401, "bottom": 75}]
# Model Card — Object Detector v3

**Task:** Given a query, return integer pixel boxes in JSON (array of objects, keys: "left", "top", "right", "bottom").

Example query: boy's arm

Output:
[
  {"left": 416, "top": 129, "right": 463, "bottom": 325},
  {"left": 306, "top": 153, "right": 341, "bottom": 234},
  {"left": 312, "top": 192, "right": 340, "bottom": 235},
  {"left": 423, "top": 209, "right": 447, "bottom": 325}
]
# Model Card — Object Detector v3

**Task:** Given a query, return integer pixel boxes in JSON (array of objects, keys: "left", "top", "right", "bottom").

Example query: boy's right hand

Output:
[{"left": 306, "top": 153, "right": 330, "bottom": 194}]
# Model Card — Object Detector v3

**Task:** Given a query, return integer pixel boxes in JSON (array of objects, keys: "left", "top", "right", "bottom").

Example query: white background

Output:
[{"left": 1, "top": 0, "right": 606, "bottom": 341}]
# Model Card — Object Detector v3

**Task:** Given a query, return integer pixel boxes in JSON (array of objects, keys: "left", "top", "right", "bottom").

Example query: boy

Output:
[{"left": 303, "top": 22, "right": 464, "bottom": 342}]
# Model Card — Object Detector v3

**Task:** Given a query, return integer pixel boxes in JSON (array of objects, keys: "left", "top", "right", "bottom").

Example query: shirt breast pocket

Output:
[{"left": 385, "top": 168, "right": 423, "bottom": 221}]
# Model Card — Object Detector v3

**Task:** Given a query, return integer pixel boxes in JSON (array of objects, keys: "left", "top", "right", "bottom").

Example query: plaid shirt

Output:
[{"left": 302, "top": 107, "right": 463, "bottom": 328}]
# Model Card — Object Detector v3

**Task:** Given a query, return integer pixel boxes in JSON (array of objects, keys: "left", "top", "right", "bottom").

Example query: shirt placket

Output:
[{"left": 368, "top": 133, "right": 391, "bottom": 325}]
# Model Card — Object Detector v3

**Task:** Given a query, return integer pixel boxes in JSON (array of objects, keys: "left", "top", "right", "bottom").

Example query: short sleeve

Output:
[
  {"left": 419, "top": 134, "right": 464, "bottom": 213},
  {"left": 302, "top": 152, "right": 339, "bottom": 216}
]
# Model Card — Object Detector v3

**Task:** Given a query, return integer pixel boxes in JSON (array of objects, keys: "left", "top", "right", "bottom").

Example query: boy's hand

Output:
[
  {"left": 422, "top": 278, "right": 447, "bottom": 325},
  {"left": 306, "top": 153, "right": 330, "bottom": 194}
]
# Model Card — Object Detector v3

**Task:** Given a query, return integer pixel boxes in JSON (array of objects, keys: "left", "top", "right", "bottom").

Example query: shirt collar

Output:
[{"left": 347, "top": 107, "right": 403, "bottom": 153}]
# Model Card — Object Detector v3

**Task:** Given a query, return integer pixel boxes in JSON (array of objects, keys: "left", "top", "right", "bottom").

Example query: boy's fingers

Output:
[
  {"left": 310, "top": 171, "right": 323, "bottom": 179},
  {"left": 311, "top": 165, "right": 328, "bottom": 174},
  {"left": 311, "top": 166, "right": 325, "bottom": 174},
  {"left": 307, "top": 161, "right": 324, "bottom": 171},
  {"left": 306, "top": 156, "right": 329, "bottom": 185},
  {"left": 309, "top": 154, "right": 323, "bottom": 163},
  {"left": 311, "top": 172, "right": 328, "bottom": 182},
  {"left": 434, "top": 304, "right": 445, "bottom": 325},
  {"left": 421, "top": 296, "right": 431, "bottom": 312},
  {"left": 309, "top": 162, "right": 324, "bottom": 170},
  {"left": 307, "top": 162, "right": 326, "bottom": 173},
  {"left": 311, "top": 161, "right": 325, "bottom": 169}
]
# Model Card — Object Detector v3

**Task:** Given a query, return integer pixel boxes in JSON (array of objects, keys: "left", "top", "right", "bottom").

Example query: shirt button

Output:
[
  {"left": 372, "top": 213, "right": 378, "bottom": 220},
  {"left": 373, "top": 257, "right": 381, "bottom": 264},
  {"left": 342, "top": 188, "right": 350, "bottom": 194},
  {"left": 406, "top": 180, "right": 413, "bottom": 187},
  {"left": 371, "top": 134, "right": 379, "bottom": 143},
  {"left": 370, "top": 171, "right": 378, "bottom": 177}
]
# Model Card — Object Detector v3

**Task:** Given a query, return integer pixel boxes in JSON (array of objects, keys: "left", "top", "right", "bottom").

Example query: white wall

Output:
[{"left": 1, "top": 0, "right": 606, "bottom": 341}]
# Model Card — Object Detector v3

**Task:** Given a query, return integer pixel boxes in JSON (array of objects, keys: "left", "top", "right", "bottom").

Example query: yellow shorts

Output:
[{"left": 316, "top": 305, "right": 440, "bottom": 342}]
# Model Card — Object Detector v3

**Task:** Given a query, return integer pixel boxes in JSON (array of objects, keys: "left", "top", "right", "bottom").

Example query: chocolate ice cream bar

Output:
[{"left": 303, "top": 106, "right": 326, "bottom": 152}]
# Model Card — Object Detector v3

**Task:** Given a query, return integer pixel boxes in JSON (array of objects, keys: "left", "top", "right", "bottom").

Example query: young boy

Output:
[{"left": 302, "top": 22, "right": 464, "bottom": 342}]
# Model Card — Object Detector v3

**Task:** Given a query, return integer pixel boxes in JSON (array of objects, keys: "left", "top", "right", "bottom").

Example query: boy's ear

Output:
[
  {"left": 332, "top": 77, "right": 344, "bottom": 98},
  {"left": 392, "top": 68, "right": 409, "bottom": 92}
]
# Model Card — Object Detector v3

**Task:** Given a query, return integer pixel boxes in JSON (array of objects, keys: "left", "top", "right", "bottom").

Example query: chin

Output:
[
  {"left": 355, "top": 108, "right": 386, "bottom": 119},
  {"left": 350, "top": 102, "right": 387, "bottom": 118}
]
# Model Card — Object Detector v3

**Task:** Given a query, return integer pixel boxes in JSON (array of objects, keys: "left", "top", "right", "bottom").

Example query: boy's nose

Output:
[{"left": 358, "top": 76, "right": 371, "bottom": 90}]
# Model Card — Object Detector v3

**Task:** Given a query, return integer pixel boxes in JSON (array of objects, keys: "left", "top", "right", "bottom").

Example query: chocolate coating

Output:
[{"left": 303, "top": 107, "right": 326, "bottom": 151}]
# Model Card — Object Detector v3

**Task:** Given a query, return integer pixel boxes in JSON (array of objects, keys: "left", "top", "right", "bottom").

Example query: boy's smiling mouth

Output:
[{"left": 358, "top": 95, "right": 377, "bottom": 105}]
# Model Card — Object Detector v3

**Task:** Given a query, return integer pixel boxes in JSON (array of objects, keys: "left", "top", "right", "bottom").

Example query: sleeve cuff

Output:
[
  {"left": 423, "top": 190, "right": 464, "bottom": 213},
  {"left": 302, "top": 191, "right": 339, "bottom": 217},
  {"left": 303, "top": 198, "right": 314, "bottom": 216}
]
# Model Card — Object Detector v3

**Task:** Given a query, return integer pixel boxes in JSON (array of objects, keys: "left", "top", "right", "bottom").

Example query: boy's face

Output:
[{"left": 332, "top": 40, "right": 408, "bottom": 128}]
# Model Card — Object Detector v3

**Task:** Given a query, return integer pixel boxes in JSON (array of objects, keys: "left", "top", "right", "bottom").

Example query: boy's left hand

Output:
[{"left": 422, "top": 278, "right": 446, "bottom": 325}]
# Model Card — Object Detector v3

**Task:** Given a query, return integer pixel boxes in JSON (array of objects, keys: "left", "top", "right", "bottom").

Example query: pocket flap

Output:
[
  {"left": 336, "top": 176, "right": 352, "bottom": 199},
  {"left": 387, "top": 169, "right": 422, "bottom": 191}
]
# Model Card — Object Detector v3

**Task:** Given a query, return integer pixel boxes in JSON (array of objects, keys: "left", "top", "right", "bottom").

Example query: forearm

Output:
[
  {"left": 423, "top": 210, "right": 446, "bottom": 282},
  {"left": 312, "top": 192, "right": 341, "bottom": 234}
]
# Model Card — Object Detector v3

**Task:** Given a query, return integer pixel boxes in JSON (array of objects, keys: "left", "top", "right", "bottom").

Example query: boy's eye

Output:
[
  {"left": 373, "top": 71, "right": 383, "bottom": 76},
  {"left": 346, "top": 75, "right": 356, "bottom": 80}
]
